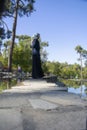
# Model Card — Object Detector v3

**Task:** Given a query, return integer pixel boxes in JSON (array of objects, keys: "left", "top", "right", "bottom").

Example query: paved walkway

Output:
[
  {"left": 3, "top": 79, "right": 67, "bottom": 93},
  {"left": 0, "top": 79, "right": 87, "bottom": 130}
]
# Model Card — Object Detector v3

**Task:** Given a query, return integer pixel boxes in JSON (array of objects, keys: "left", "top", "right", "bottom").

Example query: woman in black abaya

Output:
[{"left": 31, "top": 33, "right": 44, "bottom": 79}]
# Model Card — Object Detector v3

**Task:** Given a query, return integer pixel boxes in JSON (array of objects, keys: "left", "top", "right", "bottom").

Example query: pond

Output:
[{"left": 60, "top": 79, "right": 87, "bottom": 98}]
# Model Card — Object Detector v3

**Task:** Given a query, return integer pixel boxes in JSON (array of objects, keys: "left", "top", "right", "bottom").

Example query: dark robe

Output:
[
  {"left": 0, "top": 0, "right": 5, "bottom": 17},
  {"left": 31, "top": 38, "right": 44, "bottom": 79}
]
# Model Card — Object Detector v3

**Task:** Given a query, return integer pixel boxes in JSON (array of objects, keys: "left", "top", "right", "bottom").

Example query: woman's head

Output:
[{"left": 35, "top": 33, "right": 40, "bottom": 39}]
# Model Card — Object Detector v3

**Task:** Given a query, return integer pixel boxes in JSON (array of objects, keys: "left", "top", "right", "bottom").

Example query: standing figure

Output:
[
  {"left": 0, "top": 0, "right": 5, "bottom": 18},
  {"left": 31, "top": 33, "right": 44, "bottom": 79},
  {"left": 18, "top": 65, "right": 22, "bottom": 73}
]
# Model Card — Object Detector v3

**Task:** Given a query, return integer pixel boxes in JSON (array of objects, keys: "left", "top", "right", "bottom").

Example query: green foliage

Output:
[
  {"left": 1, "top": 39, "right": 87, "bottom": 79},
  {"left": 1, "top": 35, "right": 49, "bottom": 72},
  {"left": 75, "top": 45, "right": 87, "bottom": 60},
  {"left": 75, "top": 45, "right": 87, "bottom": 79},
  {"left": 82, "top": 67, "right": 87, "bottom": 79},
  {"left": 44, "top": 61, "right": 83, "bottom": 79},
  {"left": 0, "top": 79, "right": 17, "bottom": 92},
  {"left": 45, "top": 61, "right": 55, "bottom": 74},
  {"left": 52, "top": 62, "right": 61, "bottom": 76},
  {"left": 60, "top": 79, "right": 82, "bottom": 88},
  {"left": 42, "top": 62, "right": 49, "bottom": 74},
  {"left": 75, "top": 45, "right": 83, "bottom": 54},
  {"left": 0, "top": 0, "right": 12, "bottom": 40},
  {"left": 12, "top": 35, "right": 32, "bottom": 72},
  {"left": 0, "top": 0, "right": 36, "bottom": 71},
  {"left": 1, "top": 0, "right": 35, "bottom": 18},
  {"left": 0, "top": 0, "right": 35, "bottom": 41},
  {"left": 40, "top": 42, "right": 49, "bottom": 62}
]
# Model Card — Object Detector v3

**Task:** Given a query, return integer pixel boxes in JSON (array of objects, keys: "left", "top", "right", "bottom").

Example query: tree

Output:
[
  {"left": 5, "top": 0, "right": 35, "bottom": 72},
  {"left": 75, "top": 45, "right": 87, "bottom": 79},
  {"left": 82, "top": 67, "right": 87, "bottom": 79},
  {"left": 1, "top": 35, "right": 49, "bottom": 72},
  {"left": 75, "top": 45, "right": 83, "bottom": 79},
  {"left": 0, "top": 40, "right": 11, "bottom": 68},
  {"left": 0, "top": 0, "right": 12, "bottom": 41},
  {"left": 40, "top": 41, "right": 49, "bottom": 62},
  {"left": 13, "top": 35, "right": 48, "bottom": 72},
  {"left": 13, "top": 35, "right": 32, "bottom": 72}
]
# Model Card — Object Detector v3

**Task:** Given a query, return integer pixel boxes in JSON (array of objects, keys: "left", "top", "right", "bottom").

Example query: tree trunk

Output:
[
  {"left": 80, "top": 53, "right": 83, "bottom": 80},
  {"left": 8, "top": 0, "right": 19, "bottom": 72}
]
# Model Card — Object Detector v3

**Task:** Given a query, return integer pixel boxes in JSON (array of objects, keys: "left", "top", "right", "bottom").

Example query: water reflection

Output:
[
  {"left": 60, "top": 79, "right": 87, "bottom": 97},
  {"left": 68, "top": 85, "right": 86, "bottom": 97}
]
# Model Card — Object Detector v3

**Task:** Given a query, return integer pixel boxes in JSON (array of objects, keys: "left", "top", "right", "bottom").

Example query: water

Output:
[
  {"left": 59, "top": 79, "right": 87, "bottom": 98},
  {"left": 68, "top": 85, "right": 87, "bottom": 97}
]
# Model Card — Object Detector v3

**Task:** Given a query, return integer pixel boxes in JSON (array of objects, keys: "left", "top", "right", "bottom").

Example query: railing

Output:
[{"left": 0, "top": 71, "right": 31, "bottom": 80}]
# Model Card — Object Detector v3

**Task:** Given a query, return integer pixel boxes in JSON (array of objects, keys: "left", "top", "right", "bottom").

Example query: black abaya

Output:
[{"left": 31, "top": 38, "right": 44, "bottom": 79}]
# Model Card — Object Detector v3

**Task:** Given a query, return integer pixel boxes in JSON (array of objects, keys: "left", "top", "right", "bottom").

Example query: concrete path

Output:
[
  {"left": 0, "top": 79, "right": 87, "bottom": 130},
  {"left": 0, "top": 109, "right": 23, "bottom": 130},
  {"left": 3, "top": 79, "right": 67, "bottom": 93}
]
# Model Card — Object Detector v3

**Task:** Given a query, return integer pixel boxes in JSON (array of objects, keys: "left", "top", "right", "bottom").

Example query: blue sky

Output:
[{"left": 5, "top": 0, "right": 87, "bottom": 64}]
